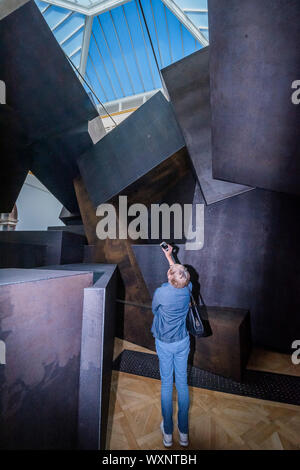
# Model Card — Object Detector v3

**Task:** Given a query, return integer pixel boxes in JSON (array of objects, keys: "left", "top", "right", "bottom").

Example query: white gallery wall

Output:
[{"left": 15, "top": 173, "right": 64, "bottom": 231}]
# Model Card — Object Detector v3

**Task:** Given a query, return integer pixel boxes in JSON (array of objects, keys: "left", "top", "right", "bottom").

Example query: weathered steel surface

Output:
[
  {"left": 192, "top": 307, "right": 252, "bottom": 382},
  {"left": 0, "top": 105, "right": 29, "bottom": 213},
  {"left": 78, "top": 265, "right": 117, "bottom": 450},
  {"left": 132, "top": 184, "right": 300, "bottom": 353},
  {"left": 47, "top": 226, "right": 86, "bottom": 236},
  {"left": 0, "top": 231, "right": 86, "bottom": 266},
  {"left": 0, "top": 269, "right": 93, "bottom": 449},
  {"left": 59, "top": 207, "right": 83, "bottom": 226},
  {"left": 74, "top": 176, "right": 153, "bottom": 349},
  {"left": 74, "top": 146, "right": 191, "bottom": 350},
  {"left": 132, "top": 244, "right": 184, "bottom": 301},
  {"left": 29, "top": 123, "right": 94, "bottom": 213},
  {"left": 0, "top": 0, "right": 30, "bottom": 20},
  {"left": 77, "top": 92, "right": 186, "bottom": 207},
  {"left": 36, "top": 263, "right": 118, "bottom": 449},
  {"left": 0, "top": 1, "right": 99, "bottom": 212},
  {"left": 83, "top": 245, "right": 97, "bottom": 264},
  {"left": 0, "top": 1, "right": 97, "bottom": 143},
  {"left": 208, "top": 0, "right": 300, "bottom": 195},
  {"left": 162, "top": 48, "right": 253, "bottom": 205},
  {"left": 0, "top": 242, "right": 46, "bottom": 268},
  {"left": 40, "top": 263, "right": 111, "bottom": 284}
]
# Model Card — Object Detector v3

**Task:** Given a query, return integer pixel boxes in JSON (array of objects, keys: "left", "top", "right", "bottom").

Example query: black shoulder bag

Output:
[{"left": 186, "top": 292, "right": 205, "bottom": 337}]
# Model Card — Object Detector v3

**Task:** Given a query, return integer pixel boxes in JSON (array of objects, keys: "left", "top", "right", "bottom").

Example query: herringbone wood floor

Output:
[{"left": 106, "top": 339, "right": 300, "bottom": 450}]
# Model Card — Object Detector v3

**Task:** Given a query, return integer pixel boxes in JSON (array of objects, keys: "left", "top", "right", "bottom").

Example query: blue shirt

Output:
[{"left": 151, "top": 281, "right": 192, "bottom": 343}]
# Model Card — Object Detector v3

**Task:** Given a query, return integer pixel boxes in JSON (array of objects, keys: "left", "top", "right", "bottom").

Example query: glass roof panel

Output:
[
  {"left": 40, "top": 0, "right": 131, "bottom": 14},
  {"left": 36, "top": 0, "right": 208, "bottom": 105}
]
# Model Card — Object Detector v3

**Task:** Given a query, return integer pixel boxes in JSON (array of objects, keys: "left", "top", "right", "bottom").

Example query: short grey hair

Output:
[{"left": 167, "top": 264, "right": 190, "bottom": 289}]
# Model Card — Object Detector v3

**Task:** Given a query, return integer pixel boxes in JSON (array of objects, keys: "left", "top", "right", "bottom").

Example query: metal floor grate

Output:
[{"left": 113, "top": 349, "right": 300, "bottom": 406}]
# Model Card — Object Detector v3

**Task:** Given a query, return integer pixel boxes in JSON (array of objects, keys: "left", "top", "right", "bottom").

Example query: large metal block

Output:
[
  {"left": 132, "top": 244, "right": 174, "bottom": 299},
  {"left": 77, "top": 265, "right": 117, "bottom": 450},
  {"left": 192, "top": 307, "right": 252, "bottom": 381},
  {"left": 0, "top": 0, "right": 30, "bottom": 20},
  {"left": 0, "top": 242, "right": 46, "bottom": 268},
  {"left": 39, "top": 263, "right": 112, "bottom": 284},
  {"left": 0, "top": 1, "right": 97, "bottom": 144},
  {"left": 162, "top": 48, "right": 253, "bottom": 205},
  {"left": 83, "top": 245, "right": 97, "bottom": 264},
  {"left": 0, "top": 268, "right": 93, "bottom": 449},
  {"left": 78, "top": 91, "right": 186, "bottom": 207},
  {"left": 34, "top": 263, "right": 118, "bottom": 449},
  {"left": 0, "top": 105, "right": 30, "bottom": 213},
  {"left": 208, "top": 0, "right": 300, "bottom": 195},
  {"left": 0, "top": 231, "right": 86, "bottom": 267},
  {"left": 0, "top": 1, "right": 99, "bottom": 212},
  {"left": 29, "top": 123, "right": 94, "bottom": 213},
  {"left": 59, "top": 207, "right": 83, "bottom": 226},
  {"left": 48, "top": 226, "right": 86, "bottom": 236}
]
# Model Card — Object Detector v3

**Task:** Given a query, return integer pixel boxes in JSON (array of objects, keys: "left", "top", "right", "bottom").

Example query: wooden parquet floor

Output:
[{"left": 106, "top": 339, "right": 300, "bottom": 450}]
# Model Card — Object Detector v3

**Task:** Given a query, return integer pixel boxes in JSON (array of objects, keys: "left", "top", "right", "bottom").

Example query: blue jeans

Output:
[{"left": 155, "top": 335, "right": 190, "bottom": 435}]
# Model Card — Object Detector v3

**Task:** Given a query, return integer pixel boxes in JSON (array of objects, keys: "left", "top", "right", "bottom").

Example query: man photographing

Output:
[{"left": 151, "top": 243, "right": 192, "bottom": 448}]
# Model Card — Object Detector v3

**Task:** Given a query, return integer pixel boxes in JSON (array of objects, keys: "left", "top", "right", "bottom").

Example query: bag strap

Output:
[{"left": 189, "top": 291, "right": 202, "bottom": 323}]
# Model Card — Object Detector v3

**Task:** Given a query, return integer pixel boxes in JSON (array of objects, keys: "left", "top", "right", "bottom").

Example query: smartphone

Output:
[{"left": 160, "top": 241, "right": 169, "bottom": 251}]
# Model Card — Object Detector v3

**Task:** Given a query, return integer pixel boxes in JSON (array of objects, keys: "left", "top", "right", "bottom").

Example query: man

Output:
[{"left": 151, "top": 244, "right": 191, "bottom": 447}]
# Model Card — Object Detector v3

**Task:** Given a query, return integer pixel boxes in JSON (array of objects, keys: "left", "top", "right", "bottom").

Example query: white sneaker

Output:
[
  {"left": 178, "top": 426, "right": 189, "bottom": 447},
  {"left": 160, "top": 421, "right": 173, "bottom": 447}
]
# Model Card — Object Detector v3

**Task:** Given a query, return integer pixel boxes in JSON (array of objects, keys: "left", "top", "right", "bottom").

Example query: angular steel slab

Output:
[
  {"left": 78, "top": 265, "right": 117, "bottom": 450},
  {"left": 36, "top": 263, "right": 118, "bottom": 449},
  {"left": 132, "top": 244, "right": 177, "bottom": 297},
  {"left": 0, "top": 105, "right": 30, "bottom": 212},
  {"left": 0, "top": 268, "right": 93, "bottom": 449},
  {"left": 39, "top": 263, "right": 113, "bottom": 284},
  {"left": 162, "top": 48, "right": 253, "bottom": 205},
  {"left": 59, "top": 207, "right": 83, "bottom": 226},
  {"left": 208, "top": 0, "right": 300, "bottom": 195},
  {"left": 77, "top": 91, "right": 186, "bottom": 207},
  {"left": 0, "top": 242, "right": 46, "bottom": 268},
  {"left": 0, "top": 1, "right": 98, "bottom": 144},
  {"left": 0, "top": 0, "right": 30, "bottom": 20},
  {"left": 0, "top": 1, "right": 99, "bottom": 212},
  {"left": 29, "top": 123, "right": 94, "bottom": 212},
  {"left": 0, "top": 268, "right": 90, "bottom": 285},
  {"left": 0, "top": 266, "right": 117, "bottom": 449},
  {"left": 48, "top": 225, "right": 86, "bottom": 236},
  {"left": 0, "top": 231, "right": 86, "bottom": 266}
]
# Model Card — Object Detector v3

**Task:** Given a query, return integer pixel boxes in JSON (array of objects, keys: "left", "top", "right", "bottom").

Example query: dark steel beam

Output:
[
  {"left": 0, "top": 1, "right": 99, "bottom": 212},
  {"left": 77, "top": 92, "right": 186, "bottom": 207},
  {"left": 208, "top": 0, "right": 300, "bottom": 195},
  {"left": 0, "top": 1, "right": 98, "bottom": 144},
  {"left": 162, "top": 47, "right": 253, "bottom": 205},
  {"left": 0, "top": 105, "right": 30, "bottom": 212}
]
